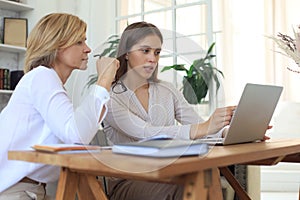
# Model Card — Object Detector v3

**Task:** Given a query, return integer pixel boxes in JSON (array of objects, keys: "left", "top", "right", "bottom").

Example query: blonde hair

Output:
[{"left": 24, "top": 13, "right": 87, "bottom": 73}]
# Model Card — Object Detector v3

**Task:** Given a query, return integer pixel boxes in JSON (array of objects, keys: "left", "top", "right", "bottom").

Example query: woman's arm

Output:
[
  {"left": 30, "top": 68, "right": 109, "bottom": 144},
  {"left": 169, "top": 81, "right": 236, "bottom": 139},
  {"left": 95, "top": 57, "right": 119, "bottom": 122}
]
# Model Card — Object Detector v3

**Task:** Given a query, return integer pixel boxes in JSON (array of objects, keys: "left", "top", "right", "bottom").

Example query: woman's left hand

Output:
[{"left": 262, "top": 125, "right": 272, "bottom": 141}]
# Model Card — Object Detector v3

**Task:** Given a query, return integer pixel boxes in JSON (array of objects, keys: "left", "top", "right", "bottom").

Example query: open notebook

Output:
[{"left": 199, "top": 83, "right": 283, "bottom": 145}]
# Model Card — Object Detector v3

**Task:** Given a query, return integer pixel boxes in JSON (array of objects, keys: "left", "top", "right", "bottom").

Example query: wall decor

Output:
[{"left": 3, "top": 17, "right": 27, "bottom": 47}]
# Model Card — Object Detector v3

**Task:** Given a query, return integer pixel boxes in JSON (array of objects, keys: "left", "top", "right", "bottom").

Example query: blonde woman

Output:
[{"left": 0, "top": 13, "right": 119, "bottom": 199}]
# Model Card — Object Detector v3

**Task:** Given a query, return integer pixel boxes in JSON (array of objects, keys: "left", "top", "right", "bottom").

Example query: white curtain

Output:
[{"left": 215, "top": 0, "right": 300, "bottom": 105}]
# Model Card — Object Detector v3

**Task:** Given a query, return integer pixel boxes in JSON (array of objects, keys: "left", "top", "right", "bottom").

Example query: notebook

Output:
[
  {"left": 199, "top": 83, "right": 283, "bottom": 145},
  {"left": 112, "top": 136, "right": 209, "bottom": 157},
  {"left": 31, "top": 143, "right": 107, "bottom": 154}
]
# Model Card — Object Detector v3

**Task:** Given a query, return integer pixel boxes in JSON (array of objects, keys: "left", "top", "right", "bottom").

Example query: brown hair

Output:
[{"left": 115, "top": 21, "right": 163, "bottom": 84}]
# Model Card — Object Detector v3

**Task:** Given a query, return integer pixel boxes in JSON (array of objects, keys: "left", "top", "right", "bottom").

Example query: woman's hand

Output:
[
  {"left": 262, "top": 125, "right": 272, "bottom": 141},
  {"left": 190, "top": 106, "right": 236, "bottom": 139},
  {"left": 96, "top": 57, "right": 119, "bottom": 91}
]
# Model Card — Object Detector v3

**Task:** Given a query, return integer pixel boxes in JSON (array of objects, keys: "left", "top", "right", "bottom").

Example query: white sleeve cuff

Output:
[
  {"left": 206, "top": 125, "right": 229, "bottom": 139},
  {"left": 92, "top": 85, "right": 110, "bottom": 104}
]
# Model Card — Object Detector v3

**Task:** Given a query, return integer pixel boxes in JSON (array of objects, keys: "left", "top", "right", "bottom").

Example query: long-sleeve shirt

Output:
[
  {"left": 0, "top": 66, "right": 109, "bottom": 192},
  {"left": 103, "top": 80, "right": 221, "bottom": 145}
]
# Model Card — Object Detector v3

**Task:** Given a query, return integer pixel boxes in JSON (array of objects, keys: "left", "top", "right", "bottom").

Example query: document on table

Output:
[
  {"left": 32, "top": 143, "right": 111, "bottom": 154},
  {"left": 112, "top": 137, "right": 209, "bottom": 158}
]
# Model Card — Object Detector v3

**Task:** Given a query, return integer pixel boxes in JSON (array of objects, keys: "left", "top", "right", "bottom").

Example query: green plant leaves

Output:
[
  {"left": 160, "top": 64, "right": 188, "bottom": 73},
  {"left": 183, "top": 74, "right": 208, "bottom": 104},
  {"left": 160, "top": 42, "right": 224, "bottom": 104},
  {"left": 98, "top": 35, "right": 120, "bottom": 58},
  {"left": 86, "top": 74, "right": 98, "bottom": 89}
]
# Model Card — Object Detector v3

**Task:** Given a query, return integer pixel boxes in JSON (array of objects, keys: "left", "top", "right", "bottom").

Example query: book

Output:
[
  {"left": 3, "top": 68, "right": 10, "bottom": 90},
  {"left": 0, "top": 68, "right": 3, "bottom": 89},
  {"left": 0, "top": 68, "right": 10, "bottom": 90},
  {"left": 31, "top": 143, "right": 109, "bottom": 154},
  {"left": 112, "top": 138, "right": 209, "bottom": 158}
]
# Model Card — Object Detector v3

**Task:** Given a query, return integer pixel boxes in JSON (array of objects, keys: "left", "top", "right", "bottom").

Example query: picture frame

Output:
[{"left": 3, "top": 17, "right": 28, "bottom": 47}]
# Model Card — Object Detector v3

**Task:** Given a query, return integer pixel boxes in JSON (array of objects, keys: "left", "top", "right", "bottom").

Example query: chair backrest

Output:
[
  {"left": 90, "top": 129, "right": 109, "bottom": 146},
  {"left": 89, "top": 128, "right": 109, "bottom": 195}
]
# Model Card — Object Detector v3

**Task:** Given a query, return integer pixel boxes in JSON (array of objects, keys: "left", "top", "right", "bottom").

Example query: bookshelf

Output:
[
  {"left": 0, "top": 89, "right": 13, "bottom": 94},
  {"left": 0, "top": 44, "right": 26, "bottom": 53},
  {"left": 0, "top": 0, "right": 33, "bottom": 11},
  {"left": 0, "top": 0, "right": 33, "bottom": 108}
]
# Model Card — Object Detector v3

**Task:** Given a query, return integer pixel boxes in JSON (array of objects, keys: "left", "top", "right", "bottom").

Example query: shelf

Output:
[
  {"left": 0, "top": 89, "right": 13, "bottom": 94},
  {"left": 0, "top": 0, "right": 33, "bottom": 11},
  {"left": 0, "top": 44, "right": 26, "bottom": 53}
]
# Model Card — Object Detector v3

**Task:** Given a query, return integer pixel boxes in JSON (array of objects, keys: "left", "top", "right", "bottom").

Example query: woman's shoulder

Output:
[
  {"left": 26, "top": 66, "right": 55, "bottom": 77},
  {"left": 22, "top": 66, "right": 61, "bottom": 87}
]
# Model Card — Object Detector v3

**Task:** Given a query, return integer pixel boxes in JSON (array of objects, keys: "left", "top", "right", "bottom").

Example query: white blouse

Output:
[{"left": 0, "top": 66, "right": 109, "bottom": 192}]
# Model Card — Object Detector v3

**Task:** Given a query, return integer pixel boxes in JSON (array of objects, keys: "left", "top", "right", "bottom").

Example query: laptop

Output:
[{"left": 200, "top": 83, "right": 283, "bottom": 145}]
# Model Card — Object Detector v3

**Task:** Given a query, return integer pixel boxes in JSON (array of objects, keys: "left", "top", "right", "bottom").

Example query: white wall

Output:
[{"left": 261, "top": 101, "right": 300, "bottom": 193}]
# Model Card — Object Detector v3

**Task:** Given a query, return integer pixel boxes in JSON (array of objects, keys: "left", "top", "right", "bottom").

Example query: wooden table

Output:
[{"left": 8, "top": 139, "right": 300, "bottom": 200}]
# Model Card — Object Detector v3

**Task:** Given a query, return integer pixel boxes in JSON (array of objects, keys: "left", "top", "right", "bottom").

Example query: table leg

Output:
[
  {"left": 55, "top": 167, "right": 78, "bottom": 200},
  {"left": 77, "top": 174, "right": 108, "bottom": 200},
  {"left": 183, "top": 168, "right": 223, "bottom": 200},
  {"left": 208, "top": 168, "right": 223, "bottom": 200},
  {"left": 219, "top": 167, "right": 251, "bottom": 200},
  {"left": 183, "top": 170, "right": 207, "bottom": 200}
]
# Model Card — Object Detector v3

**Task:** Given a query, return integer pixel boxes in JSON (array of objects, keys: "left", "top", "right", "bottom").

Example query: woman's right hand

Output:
[
  {"left": 190, "top": 106, "right": 236, "bottom": 139},
  {"left": 96, "top": 57, "right": 119, "bottom": 91}
]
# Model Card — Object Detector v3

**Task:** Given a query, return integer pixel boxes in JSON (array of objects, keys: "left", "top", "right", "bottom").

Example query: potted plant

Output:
[
  {"left": 267, "top": 26, "right": 300, "bottom": 72},
  {"left": 161, "top": 42, "right": 224, "bottom": 105}
]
